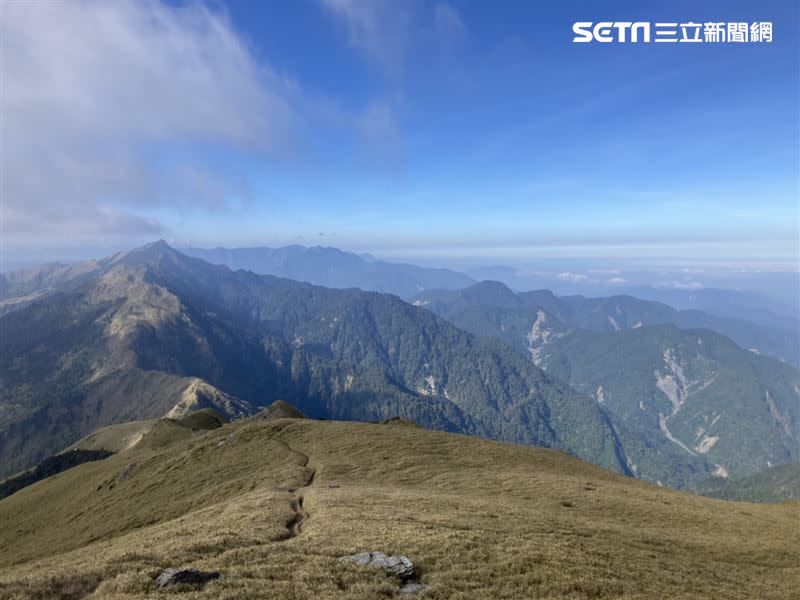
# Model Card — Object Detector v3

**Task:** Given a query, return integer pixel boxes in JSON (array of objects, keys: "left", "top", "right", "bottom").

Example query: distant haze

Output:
[
  {"left": 4, "top": 242, "right": 796, "bottom": 322},
  {"left": 2, "top": 1, "right": 797, "bottom": 269}
]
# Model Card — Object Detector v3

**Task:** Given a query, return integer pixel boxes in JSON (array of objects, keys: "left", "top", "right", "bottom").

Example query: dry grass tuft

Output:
[{"left": 0, "top": 573, "right": 102, "bottom": 600}]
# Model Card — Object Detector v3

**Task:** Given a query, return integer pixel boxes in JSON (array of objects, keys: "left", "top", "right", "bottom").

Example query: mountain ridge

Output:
[
  {"left": 415, "top": 280, "right": 799, "bottom": 367},
  {"left": 0, "top": 242, "right": 644, "bottom": 482},
  {"left": 412, "top": 282, "right": 800, "bottom": 482},
  {"left": 182, "top": 244, "right": 475, "bottom": 300}
]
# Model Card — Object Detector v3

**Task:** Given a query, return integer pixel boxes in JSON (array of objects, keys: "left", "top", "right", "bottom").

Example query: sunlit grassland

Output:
[{"left": 1, "top": 418, "right": 797, "bottom": 599}]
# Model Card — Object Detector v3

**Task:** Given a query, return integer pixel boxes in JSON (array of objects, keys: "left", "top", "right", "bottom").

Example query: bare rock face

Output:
[
  {"left": 155, "top": 568, "right": 220, "bottom": 588},
  {"left": 338, "top": 551, "right": 416, "bottom": 581}
]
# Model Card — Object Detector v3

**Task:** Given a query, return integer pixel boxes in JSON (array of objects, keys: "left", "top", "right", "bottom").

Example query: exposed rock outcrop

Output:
[
  {"left": 339, "top": 551, "right": 416, "bottom": 581},
  {"left": 400, "top": 582, "right": 429, "bottom": 594},
  {"left": 155, "top": 568, "right": 220, "bottom": 588}
]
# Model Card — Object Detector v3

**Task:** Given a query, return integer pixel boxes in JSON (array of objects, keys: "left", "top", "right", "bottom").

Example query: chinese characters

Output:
[{"left": 573, "top": 21, "right": 773, "bottom": 44}]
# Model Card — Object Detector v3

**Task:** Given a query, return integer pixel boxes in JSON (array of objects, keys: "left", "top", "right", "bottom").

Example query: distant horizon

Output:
[
  {"left": 2, "top": 0, "right": 798, "bottom": 269},
  {"left": 4, "top": 237, "right": 800, "bottom": 270},
  {"left": 3, "top": 238, "right": 797, "bottom": 313}
]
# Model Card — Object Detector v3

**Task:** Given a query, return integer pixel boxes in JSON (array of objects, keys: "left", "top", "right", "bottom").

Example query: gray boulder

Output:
[
  {"left": 338, "top": 551, "right": 416, "bottom": 581},
  {"left": 399, "top": 582, "right": 429, "bottom": 594},
  {"left": 155, "top": 568, "right": 220, "bottom": 588}
]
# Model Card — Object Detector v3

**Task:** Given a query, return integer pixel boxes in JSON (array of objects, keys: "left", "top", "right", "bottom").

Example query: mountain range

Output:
[
  {"left": 0, "top": 244, "right": 473, "bottom": 315},
  {"left": 0, "top": 242, "right": 638, "bottom": 480},
  {"left": 413, "top": 281, "right": 799, "bottom": 367},
  {"left": 413, "top": 281, "right": 800, "bottom": 482},
  {"left": 182, "top": 245, "right": 474, "bottom": 300},
  {"left": 621, "top": 285, "right": 799, "bottom": 332},
  {"left": 1, "top": 243, "right": 797, "bottom": 493}
]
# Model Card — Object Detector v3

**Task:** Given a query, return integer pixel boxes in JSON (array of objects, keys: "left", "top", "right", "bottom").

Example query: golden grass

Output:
[
  {"left": 1, "top": 418, "right": 798, "bottom": 599},
  {"left": 66, "top": 420, "right": 158, "bottom": 453}
]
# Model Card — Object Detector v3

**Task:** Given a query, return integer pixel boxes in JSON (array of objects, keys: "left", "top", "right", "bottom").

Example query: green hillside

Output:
[
  {"left": 414, "top": 281, "right": 799, "bottom": 367},
  {"left": 698, "top": 462, "right": 800, "bottom": 502},
  {"left": 541, "top": 325, "right": 800, "bottom": 480},
  {"left": 413, "top": 282, "right": 800, "bottom": 484}
]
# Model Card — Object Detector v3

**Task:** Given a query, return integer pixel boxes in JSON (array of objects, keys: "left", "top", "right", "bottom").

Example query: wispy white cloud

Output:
[
  {"left": 608, "top": 277, "right": 627, "bottom": 284},
  {"left": 557, "top": 272, "right": 588, "bottom": 283},
  {"left": 654, "top": 280, "right": 704, "bottom": 290},
  {"left": 314, "top": 1, "right": 468, "bottom": 169},
  {"left": 320, "top": 0, "right": 411, "bottom": 77},
  {"left": 2, "top": 1, "right": 302, "bottom": 247},
  {"left": 319, "top": 0, "right": 468, "bottom": 80}
]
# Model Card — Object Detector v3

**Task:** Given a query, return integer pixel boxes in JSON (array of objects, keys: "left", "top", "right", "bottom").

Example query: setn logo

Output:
[
  {"left": 573, "top": 21, "right": 773, "bottom": 44},
  {"left": 573, "top": 22, "right": 650, "bottom": 43}
]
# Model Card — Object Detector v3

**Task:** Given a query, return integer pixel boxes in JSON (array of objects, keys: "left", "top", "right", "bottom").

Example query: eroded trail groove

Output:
[
  {"left": 287, "top": 466, "right": 316, "bottom": 536},
  {"left": 272, "top": 430, "right": 317, "bottom": 540}
]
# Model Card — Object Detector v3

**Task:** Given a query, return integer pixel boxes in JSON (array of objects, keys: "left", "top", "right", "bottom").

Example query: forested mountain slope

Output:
[{"left": 1, "top": 242, "right": 640, "bottom": 481}]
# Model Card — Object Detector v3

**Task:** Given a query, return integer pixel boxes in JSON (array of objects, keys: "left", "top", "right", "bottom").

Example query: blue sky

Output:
[{"left": 2, "top": 0, "right": 798, "bottom": 270}]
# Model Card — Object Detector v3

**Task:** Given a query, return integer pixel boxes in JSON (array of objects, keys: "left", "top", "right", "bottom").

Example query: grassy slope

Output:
[
  {"left": 1, "top": 417, "right": 798, "bottom": 600},
  {"left": 66, "top": 419, "right": 159, "bottom": 453}
]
